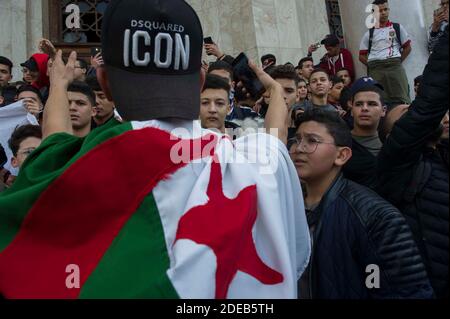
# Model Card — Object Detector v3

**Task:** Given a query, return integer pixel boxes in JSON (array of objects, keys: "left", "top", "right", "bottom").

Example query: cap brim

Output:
[
  {"left": 105, "top": 65, "right": 201, "bottom": 122},
  {"left": 20, "top": 61, "right": 38, "bottom": 72}
]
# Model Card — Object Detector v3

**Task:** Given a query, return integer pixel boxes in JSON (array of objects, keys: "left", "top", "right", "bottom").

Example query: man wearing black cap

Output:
[
  {"left": 0, "top": 0, "right": 310, "bottom": 299},
  {"left": 343, "top": 77, "right": 387, "bottom": 189},
  {"left": 308, "top": 34, "right": 355, "bottom": 80},
  {"left": 0, "top": 56, "right": 13, "bottom": 88},
  {"left": 20, "top": 58, "right": 40, "bottom": 85},
  {"left": 261, "top": 54, "right": 277, "bottom": 69}
]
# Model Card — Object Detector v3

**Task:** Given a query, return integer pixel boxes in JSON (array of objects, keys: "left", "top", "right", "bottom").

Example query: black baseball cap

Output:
[
  {"left": 20, "top": 58, "right": 39, "bottom": 72},
  {"left": 101, "top": 0, "right": 204, "bottom": 121},
  {"left": 351, "top": 76, "right": 385, "bottom": 95},
  {"left": 261, "top": 54, "right": 276, "bottom": 64},
  {"left": 321, "top": 34, "right": 340, "bottom": 47}
]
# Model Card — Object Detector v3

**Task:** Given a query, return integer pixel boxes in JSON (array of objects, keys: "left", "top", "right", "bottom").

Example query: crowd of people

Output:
[{"left": 0, "top": 0, "right": 448, "bottom": 299}]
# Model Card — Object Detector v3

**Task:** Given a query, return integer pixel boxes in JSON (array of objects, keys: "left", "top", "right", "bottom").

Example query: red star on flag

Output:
[{"left": 175, "top": 156, "right": 284, "bottom": 299}]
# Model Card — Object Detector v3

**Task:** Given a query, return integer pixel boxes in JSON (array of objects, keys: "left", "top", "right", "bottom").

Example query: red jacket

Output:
[
  {"left": 319, "top": 48, "right": 355, "bottom": 80},
  {"left": 30, "top": 53, "right": 50, "bottom": 90}
]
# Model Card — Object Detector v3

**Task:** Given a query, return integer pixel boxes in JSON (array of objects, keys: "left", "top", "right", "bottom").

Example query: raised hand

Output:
[{"left": 48, "top": 50, "right": 77, "bottom": 88}]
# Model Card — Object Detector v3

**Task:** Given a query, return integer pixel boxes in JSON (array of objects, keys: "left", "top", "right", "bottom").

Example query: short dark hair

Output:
[
  {"left": 373, "top": 0, "right": 388, "bottom": 5},
  {"left": 85, "top": 75, "right": 102, "bottom": 92},
  {"left": 298, "top": 57, "right": 314, "bottom": 69},
  {"left": 295, "top": 108, "right": 352, "bottom": 148},
  {"left": 310, "top": 68, "right": 331, "bottom": 81},
  {"left": 331, "top": 75, "right": 345, "bottom": 87},
  {"left": 207, "top": 60, "right": 233, "bottom": 81},
  {"left": 202, "top": 74, "right": 231, "bottom": 94},
  {"left": 352, "top": 86, "right": 385, "bottom": 106},
  {"left": 298, "top": 78, "right": 307, "bottom": 86},
  {"left": 339, "top": 87, "right": 353, "bottom": 112},
  {"left": 76, "top": 59, "right": 88, "bottom": 70},
  {"left": 8, "top": 124, "right": 42, "bottom": 156},
  {"left": 17, "top": 84, "right": 43, "bottom": 103},
  {"left": 0, "top": 56, "right": 13, "bottom": 73},
  {"left": 267, "top": 64, "right": 299, "bottom": 86},
  {"left": 336, "top": 68, "right": 351, "bottom": 75},
  {"left": 68, "top": 81, "right": 96, "bottom": 106},
  {"left": 261, "top": 54, "right": 277, "bottom": 64}
]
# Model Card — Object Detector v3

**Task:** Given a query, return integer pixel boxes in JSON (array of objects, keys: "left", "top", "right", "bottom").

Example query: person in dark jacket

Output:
[
  {"left": 343, "top": 78, "right": 387, "bottom": 189},
  {"left": 377, "top": 27, "right": 449, "bottom": 299},
  {"left": 289, "top": 108, "right": 433, "bottom": 299}
]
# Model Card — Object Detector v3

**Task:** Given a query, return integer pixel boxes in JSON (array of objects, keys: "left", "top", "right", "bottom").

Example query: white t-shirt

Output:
[{"left": 360, "top": 22, "right": 411, "bottom": 62}]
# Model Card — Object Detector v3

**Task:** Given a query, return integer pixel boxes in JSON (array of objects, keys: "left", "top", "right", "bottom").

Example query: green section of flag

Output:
[
  {"left": 0, "top": 119, "right": 131, "bottom": 253},
  {"left": 80, "top": 194, "right": 179, "bottom": 299}
]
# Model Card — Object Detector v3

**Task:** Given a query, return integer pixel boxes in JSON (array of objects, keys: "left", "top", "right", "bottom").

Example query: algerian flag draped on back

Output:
[{"left": 0, "top": 119, "right": 310, "bottom": 299}]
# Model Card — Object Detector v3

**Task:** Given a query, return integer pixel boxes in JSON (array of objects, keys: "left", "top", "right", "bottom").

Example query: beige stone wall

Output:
[
  {"left": 0, "top": 0, "right": 441, "bottom": 81},
  {"left": 0, "top": 0, "right": 44, "bottom": 81},
  {"left": 187, "top": 0, "right": 330, "bottom": 65}
]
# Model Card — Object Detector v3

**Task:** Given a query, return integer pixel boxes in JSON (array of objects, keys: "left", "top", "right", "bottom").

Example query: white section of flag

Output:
[
  {"left": 132, "top": 120, "right": 311, "bottom": 299},
  {"left": 0, "top": 100, "right": 39, "bottom": 176}
]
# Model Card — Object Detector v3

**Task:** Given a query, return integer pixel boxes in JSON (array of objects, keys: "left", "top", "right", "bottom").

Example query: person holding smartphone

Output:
[
  {"left": 204, "top": 37, "right": 235, "bottom": 65},
  {"left": 429, "top": 0, "right": 449, "bottom": 53}
]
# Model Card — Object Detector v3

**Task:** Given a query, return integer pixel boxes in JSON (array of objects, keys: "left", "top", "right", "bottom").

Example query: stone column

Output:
[
  {"left": 0, "top": 0, "right": 44, "bottom": 82},
  {"left": 339, "top": 0, "right": 434, "bottom": 101}
]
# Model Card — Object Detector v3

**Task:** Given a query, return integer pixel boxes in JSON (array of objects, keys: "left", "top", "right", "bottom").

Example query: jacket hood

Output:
[{"left": 30, "top": 53, "right": 50, "bottom": 90}]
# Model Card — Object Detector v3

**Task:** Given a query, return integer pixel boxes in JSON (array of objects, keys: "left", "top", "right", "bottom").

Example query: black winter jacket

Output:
[
  {"left": 304, "top": 174, "right": 433, "bottom": 299},
  {"left": 343, "top": 138, "right": 378, "bottom": 189},
  {"left": 377, "top": 28, "right": 449, "bottom": 298}
]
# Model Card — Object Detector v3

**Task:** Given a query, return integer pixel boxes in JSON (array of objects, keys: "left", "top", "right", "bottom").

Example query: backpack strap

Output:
[
  {"left": 393, "top": 23, "right": 403, "bottom": 52},
  {"left": 368, "top": 27, "right": 375, "bottom": 54}
]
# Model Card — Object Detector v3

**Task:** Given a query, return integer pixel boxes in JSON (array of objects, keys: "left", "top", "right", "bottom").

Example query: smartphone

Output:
[
  {"left": 204, "top": 37, "right": 214, "bottom": 45},
  {"left": 91, "top": 47, "right": 101, "bottom": 57},
  {"left": 232, "top": 52, "right": 265, "bottom": 100}
]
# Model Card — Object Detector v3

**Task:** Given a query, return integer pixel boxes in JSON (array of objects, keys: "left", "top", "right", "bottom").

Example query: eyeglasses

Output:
[{"left": 289, "top": 136, "right": 337, "bottom": 154}]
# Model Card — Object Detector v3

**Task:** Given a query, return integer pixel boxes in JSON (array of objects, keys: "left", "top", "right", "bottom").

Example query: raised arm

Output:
[
  {"left": 249, "top": 61, "right": 287, "bottom": 145},
  {"left": 378, "top": 28, "right": 449, "bottom": 172},
  {"left": 42, "top": 50, "right": 77, "bottom": 140}
]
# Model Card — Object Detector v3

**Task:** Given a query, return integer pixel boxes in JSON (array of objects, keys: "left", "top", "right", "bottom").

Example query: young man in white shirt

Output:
[{"left": 359, "top": 0, "right": 412, "bottom": 108}]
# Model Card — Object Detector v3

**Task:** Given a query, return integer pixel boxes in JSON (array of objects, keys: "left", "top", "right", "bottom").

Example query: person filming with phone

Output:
[
  {"left": 308, "top": 34, "right": 355, "bottom": 81},
  {"left": 204, "top": 37, "right": 235, "bottom": 65},
  {"left": 429, "top": 0, "right": 449, "bottom": 53}
]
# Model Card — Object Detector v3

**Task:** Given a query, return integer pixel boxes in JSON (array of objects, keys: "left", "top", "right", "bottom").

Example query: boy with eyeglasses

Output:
[{"left": 289, "top": 108, "right": 433, "bottom": 299}]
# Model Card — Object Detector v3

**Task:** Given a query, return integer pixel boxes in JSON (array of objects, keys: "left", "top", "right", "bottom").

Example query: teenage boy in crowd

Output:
[
  {"left": 67, "top": 81, "right": 97, "bottom": 138},
  {"left": 200, "top": 74, "right": 231, "bottom": 134},
  {"left": 85, "top": 75, "right": 116, "bottom": 128},
  {"left": 289, "top": 108, "right": 433, "bottom": 299},
  {"left": 0, "top": 57, "right": 13, "bottom": 89},
  {"left": 297, "top": 69, "right": 337, "bottom": 113},
  {"left": 308, "top": 34, "right": 355, "bottom": 81},
  {"left": 296, "top": 57, "right": 315, "bottom": 83},
  {"left": 343, "top": 78, "right": 386, "bottom": 189}
]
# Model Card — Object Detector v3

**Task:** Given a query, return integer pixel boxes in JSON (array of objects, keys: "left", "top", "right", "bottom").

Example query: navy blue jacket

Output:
[{"left": 306, "top": 174, "right": 433, "bottom": 299}]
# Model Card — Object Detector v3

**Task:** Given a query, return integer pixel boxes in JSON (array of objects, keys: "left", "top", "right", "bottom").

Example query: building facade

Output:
[{"left": 0, "top": 0, "right": 441, "bottom": 97}]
